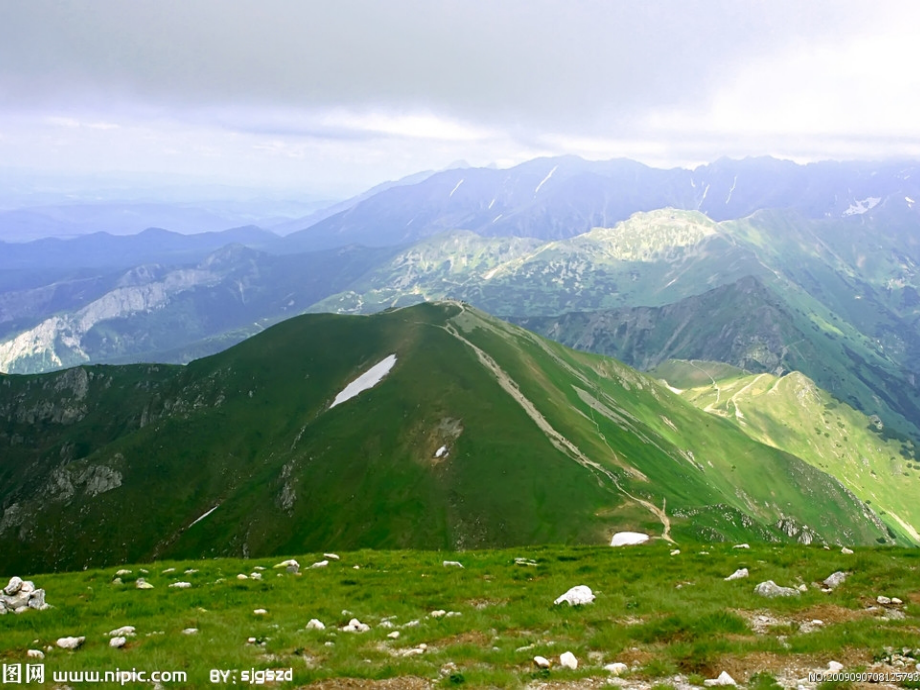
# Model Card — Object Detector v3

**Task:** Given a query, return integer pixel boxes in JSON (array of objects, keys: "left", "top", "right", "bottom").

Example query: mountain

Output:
[
  {"left": 0, "top": 225, "right": 281, "bottom": 271},
  {"left": 0, "top": 244, "right": 400, "bottom": 373},
  {"left": 0, "top": 302, "right": 894, "bottom": 574},
  {"left": 650, "top": 360, "right": 919, "bottom": 543},
  {"left": 283, "top": 156, "right": 920, "bottom": 250}
]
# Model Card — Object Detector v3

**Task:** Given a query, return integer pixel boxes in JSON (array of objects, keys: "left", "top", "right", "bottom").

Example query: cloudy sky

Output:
[{"left": 2, "top": 0, "right": 919, "bottom": 197}]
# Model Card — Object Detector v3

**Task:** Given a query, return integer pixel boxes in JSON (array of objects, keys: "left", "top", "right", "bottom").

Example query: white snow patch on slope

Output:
[
  {"left": 906, "top": 196, "right": 915, "bottom": 206},
  {"left": 843, "top": 197, "right": 881, "bottom": 216},
  {"left": 449, "top": 179, "right": 464, "bottom": 198},
  {"left": 725, "top": 175, "right": 737, "bottom": 204},
  {"left": 189, "top": 505, "right": 220, "bottom": 528},
  {"left": 435, "top": 445, "right": 448, "bottom": 458},
  {"left": 492, "top": 214, "right": 503, "bottom": 223},
  {"left": 611, "top": 532, "right": 649, "bottom": 547},
  {"left": 534, "top": 165, "right": 557, "bottom": 194},
  {"left": 331, "top": 355, "right": 397, "bottom": 408},
  {"left": 488, "top": 198, "right": 496, "bottom": 209}
]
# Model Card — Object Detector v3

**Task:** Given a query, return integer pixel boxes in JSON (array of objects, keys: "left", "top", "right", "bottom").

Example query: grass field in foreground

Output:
[{"left": 1, "top": 543, "right": 919, "bottom": 689}]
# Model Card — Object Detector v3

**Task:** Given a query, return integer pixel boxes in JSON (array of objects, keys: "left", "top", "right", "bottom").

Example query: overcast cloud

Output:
[{"left": 1, "top": 1, "right": 918, "bottom": 196}]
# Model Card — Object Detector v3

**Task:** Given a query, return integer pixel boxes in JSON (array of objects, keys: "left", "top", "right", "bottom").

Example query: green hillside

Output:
[
  {"left": 0, "top": 303, "right": 895, "bottom": 575},
  {"left": 652, "top": 360, "right": 919, "bottom": 544}
]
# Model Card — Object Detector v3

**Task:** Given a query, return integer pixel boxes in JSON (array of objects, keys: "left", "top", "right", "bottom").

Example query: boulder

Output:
[
  {"left": 57, "top": 636, "right": 85, "bottom": 650},
  {"left": 3, "top": 577, "right": 23, "bottom": 596},
  {"left": 26, "top": 650, "right": 44, "bottom": 659},
  {"left": 610, "top": 532, "right": 649, "bottom": 547},
  {"left": 306, "top": 619, "right": 325, "bottom": 631},
  {"left": 554, "top": 585, "right": 595, "bottom": 606},
  {"left": 605, "top": 662, "right": 628, "bottom": 675},
  {"left": 823, "top": 571, "right": 847, "bottom": 589},
  {"left": 754, "top": 581, "right": 800, "bottom": 598},
  {"left": 878, "top": 595, "right": 892, "bottom": 605},
  {"left": 533, "top": 656, "right": 551, "bottom": 669},
  {"left": 841, "top": 547, "right": 854, "bottom": 555},
  {"left": 827, "top": 661, "right": 844, "bottom": 673},
  {"left": 110, "top": 637, "right": 127, "bottom": 648},
  {"left": 559, "top": 651, "right": 578, "bottom": 670},
  {"left": 704, "top": 671, "right": 737, "bottom": 686},
  {"left": 725, "top": 568, "right": 749, "bottom": 581}
]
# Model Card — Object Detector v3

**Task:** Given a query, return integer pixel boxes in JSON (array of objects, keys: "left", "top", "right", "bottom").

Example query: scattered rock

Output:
[
  {"left": 250, "top": 572, "right": 263, "bottom": 580},
  {"left": 446, "top": 611, "right": 461, "bottom": 617},
  {"left": 162, "top": 568, "right": 175, "bottom": 574},
  {"left": 310, "top": 560, "right": 329, "bottom": 569},
  {"left": 107, "top": 626, "right": 136, "bottom": 637},
  {"left": 324, "top": 553, "right": 340, "bottom": 560},
  {"left": 554, "top": 585, "right": 595, "bottom": 606},
  {"left": 827, "top": 661, "right": 844, "bottom": 673},
  {"left": 754, "top": 580, "right": 800, "bottom": 598},
  {"left": 892, "top": 597, "right": 903, "bottom": 605},
  {"left": 27, "top": 649, "right": 44, "bottom": 660},
  {"left": 670, "top": 549, "right": 681, "bottom": 556},
  {"left": 236, "top": 574, "right": 248, "bottom": 580},
  {"left": 559, "top": 651, "right": 578, "bottom": 670},
  {"left": 274, "top": 559, "right": 299, "bottom": 569},
  {"left": 342, "top": 618, "right": 370, "bottom": 633},
  {"left": 135, "top": 579, "right": 154, "bottom": 590},
  {"left": 110, "top": 636, "right": 127, "bottom": 648},
  {"left": 253, "top": 609, "right": 268, "bottom": 615},
  {"left": 114, "top": 570, "right": 131, "bottom": 577},
  {"left": 57, "top": 636, "right": 85, "bottom": 650},
  {"left": 725, "top": 568, "right": 749, "bottom": 581},
  {"left": 168, "top": 582, "right": 191, "bottom": 589},
  {"left": 704, "top": 671, "right": 737, "bottom": 686},
  {"left": 534, "top": 656, "right": 551, "bottom": 669},
  {"left": 823, "top": 571, "right": 847, "bottom": 589},
  {"left": 605, "top": 662, "right": 628, "bottom": 675},
  {"left": 402, "top": 619, "right": 421, "bottom": 628},
  {"left": 841, "top": 547, "right": 854, "bottom": 555},
  {"left": 181, "top": 628, "right": 198, "bottom": 635},
  {"left": 443, "top": 560, "right": 464, "bottom": 568},
  {"left": 430, "top": 610, "right": 446, "bottom": 618},
  {"left": 139, "top": 569, "right": 148, "bottom": 574},
  {"left": 0, "top": 577, "right": 48, "bottom": 614},
  {"left": 884, "top": 609, "right": 906, "bottom": 620},
  {"left": 514, "top": 558, "right": 538, "bottom": 567},
  {"left": 306, "top": 619, "right": 326, "bottom": 631},
  {"left": 112, "top": 577, "right": 123, "bottom": 585},
  {"left": 733, "top": 544, "right": 750, "bottom": 549},
  {"left": 878, "top": 596, "right": 892, "bottom": 605},
  {"left": 184, "top": 569, "right": 198, "bottom": 575},
  {"left": 797, "top": 584, "right": 808, "bottom": 592},
  {"left": 800, "top": 619, "right": 824, "bottom": 634},
  {"left": 610, "top": 532, "right": 649, "bottom": 547},
  {"left": 388, "top": 631, "right": 400, "bottom": 639}
]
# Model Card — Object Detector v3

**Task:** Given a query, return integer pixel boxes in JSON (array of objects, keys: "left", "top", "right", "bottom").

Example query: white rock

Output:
[
  {"left": 554, "top": 585, "right": 595, "bottom": 606},
  {"left": 559, "top": 651, "right": 578, "bottom": 669},
  {"left": 162, "top": 568, "right": 175, "bottom": 574},
  {"left": 670, "top": 549, "right": 681, "bottom": 556},
  {"left": 823, "top": 571, "right": 847, "bottom": 589},
  {"left": 342, "top": 618, "right": 370, "bottom": 633},
  {"left": 114, "top": 570, "right": 131, "bottom": 577},
  {"left": 388, "top": 631, "right": 400, "bottom": 639},
  {"left": 402, "top": 619, "right": 420, "bottom": 628},
  {"left": 253, "top": 609, "right": 268, "bottom": 615},
  {"left": 514, "top": 558, "right": 538, "bottom": 566},
  {"left": 237, "top": 574, "right": 248, "bottom": 580},
  {"left": 112, "top": 577, "right": 123, "bottom": 585},
  {"left": 168, "top": 582, "right": 192, "bottom": 589},
  {"left": 754, "top": 580, "right": 800, "bottom": 598},
  {"left": 353, "top": 565, "right": 360, "bottom": 570},
  {"left": 797, "top": 584, "right": 808, "bottom": 592},
  {"left": 247, "top": 637, "right": 257, "bottom": 644},
  {"left": 725, "top": 568, "right": 749, "bottom": 581},
  {"left": 878, "top": 596, "right": 892, "bottom": 605},
  {"left": 253, "top": 566, "right": 265, "bottom": 571},
  {"left": 610, "top": 532, "right": 649, "bottom": 547},
  {"left": 273, "top": 559, "right": 299, "bottom": 569},
  {"left": 704, "top": 671, "right": 737, "bottom": 686},
  {"left": 443, "top": 560, "right": 464, "bottom": 568},
  {"left": 110, "top": 636, "right": 127, "bottom": 648},
  {"left": 892, "top": 597, "right": 903, "bottom": 605},
  {"left": 306, "top": 619, "right": 326, "bottom": 631},
  {"left": 20, "top": 581, "right": 35, "bottom": 594},
  {"left": 139, "top": 569, "right": 148, "bottom": 574},
  {"left": 733, "top": 544, "right": 750, "bottom": 549},
  {"left": 181, "top": 628, "right": 198, "bottom": 635},
  {"left": 310, "top": 560, "right": 329, "bottom": 569},
  {"left": 534, "top": 656, "right": 551, "bottom": 669},
  {"left": 605, "top": 662, "right": 628, "bottom": 675},
  {"left": 184, "top": 569, "right": 198, "bottom": 575},
  {"left": 446, "top": 611, "right": 461, "bottom": 617},
  {"left": 430, "top": 610, "right": 446, "bottom": 618},
  {"left": 56, "top": 636, "right": 85, "bottom": 650},
  {"left": 841, "top": 547, "right": 854, "bottom": 555},
  {"left": 4, "top": 577, "right": 23, "bottom": 595},
  {"left": 107, "top": 626, "right": 136, "bottom": 637},
  {"left": 250, "top": 572, "right": 262, "bottom": 580},
  {"left": 135, "top": 579, "right": 154, "bottom": 590},
  {"left": 827, "top": 661, "right": 844, "bottom": 673},
  {"left": 27, "top": 649, "right": 44, "bottom": 659},
  {"left": 324, "top": 553, "right": 340, "bottom": 560}
]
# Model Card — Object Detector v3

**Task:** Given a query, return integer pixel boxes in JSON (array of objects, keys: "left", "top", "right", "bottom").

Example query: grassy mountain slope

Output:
[
  {"left": 0, "top": 303, "right": 894, "bottom": 575},
  {"left": 651, "top": 360, "right": 918, "bottom": 543}
]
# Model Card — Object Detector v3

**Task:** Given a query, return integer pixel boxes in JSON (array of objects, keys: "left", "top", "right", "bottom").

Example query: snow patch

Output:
[
  {"left": 488, "top": 198, "right": 496, "bottom": 209},
  {"left": 907, "top": 196, "right": 915, "bottom": 206},
  {"left": 449, "top": 179, "right": 464, "bottom": 198},
  {"left": 725, "top": 175, "right": 737, "bottom": 204},
  {"left": 330, "top": 355, "right": 397, "bottom": 408},
  {"left": 492, "top": 214, "right": 503, "bottom": 223},
  {"left": 843, "top": 197, "right": 881, "bottom": 216},
  {"left": 534, "top": 165, "right": 557, "bottom": 194},
  {"left": 435, "top": 445, "right": 448, "bottom": 458},
  {"left": 610, "top": 532, "right": 649, "bottom": 547},
  {"left": 189, "top": 505, "right": 220, "bottom": 528}
]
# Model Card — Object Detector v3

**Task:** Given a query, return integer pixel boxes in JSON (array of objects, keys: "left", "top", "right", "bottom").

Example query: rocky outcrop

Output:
[{"left": 1, "top": 577, "right": 50, "bottom": 614}]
